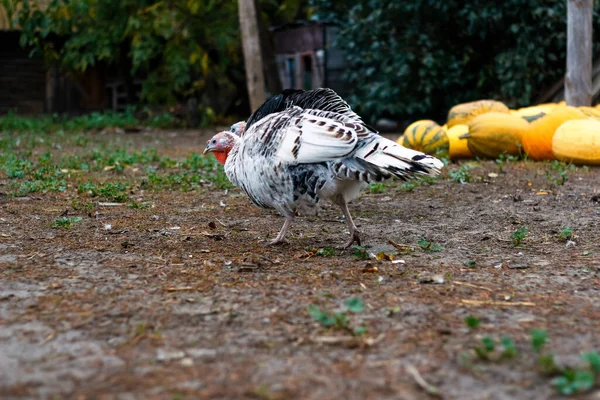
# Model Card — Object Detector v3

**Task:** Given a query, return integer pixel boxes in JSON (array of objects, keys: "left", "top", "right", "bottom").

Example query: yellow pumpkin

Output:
[
  {"left": 446, "top": 124, "right": 472, "bottom": 159},
  {"left": 447, "top": 100, "right": 510, "bottom": 128},
  {"left": 578, "top": 106, "right": 600, "bottom": 119},
  {"left": 462, "top": 112, "right": 528, "bottom": 158},
  {"left": 522, "top": 106, "right": 587, "bottom": 161},
  {"left": 399, "top": 120, "right": 449, "bottom": 155},
  {"left": 511, "top": 104, "right": 557, "bottom": 122},
  {"left": 552, "top": 119, "right": 600, "bottom": 165}
]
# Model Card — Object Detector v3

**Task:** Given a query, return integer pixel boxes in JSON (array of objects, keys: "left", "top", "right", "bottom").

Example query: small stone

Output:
[
  {"left": 156, "top": 349, "right": 185, "bottom": 362},
  {"left": 180, "top": 358, "right": 194, "bottom": 367},
  {"left": 186, "top": 348, "right": 217, "bottom": 360}
]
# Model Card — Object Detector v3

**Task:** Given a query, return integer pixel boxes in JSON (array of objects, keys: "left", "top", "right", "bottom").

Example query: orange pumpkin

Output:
[{"left": 522, "top": 106, "right": 587, "bottom": 161}]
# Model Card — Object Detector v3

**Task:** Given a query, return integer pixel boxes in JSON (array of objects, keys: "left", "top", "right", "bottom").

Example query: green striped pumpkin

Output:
[{"left": 399, "top": 120, "right": 449, "bottom": 156}]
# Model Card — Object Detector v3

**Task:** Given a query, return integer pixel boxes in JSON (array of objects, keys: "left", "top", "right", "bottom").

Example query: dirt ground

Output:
[{"left": 1, "top": 129, "right": 600, "bottom": 400}]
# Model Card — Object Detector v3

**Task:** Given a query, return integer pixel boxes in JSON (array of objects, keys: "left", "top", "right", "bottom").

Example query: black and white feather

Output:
[
  {"left": 243, "top": 88, "right": 367, "bottom": 133},
  {"left": 223, "top": 105, "right": 444, "bottom": 246}
]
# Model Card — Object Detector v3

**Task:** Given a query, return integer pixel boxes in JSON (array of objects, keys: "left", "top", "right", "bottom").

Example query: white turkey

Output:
[{"left": 204, "top": 96, "right": 444, "bottom": 248}]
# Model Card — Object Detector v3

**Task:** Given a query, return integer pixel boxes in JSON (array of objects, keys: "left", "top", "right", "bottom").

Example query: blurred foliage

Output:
[
  {"left": 309, "top": 0, "right": 600, "bottom": 122},
  {"left": 0, "top": 108, "right": 181, "bottom": 133},
  {"left": 13, "top": 0, "right": 306, "bottom": 120}
]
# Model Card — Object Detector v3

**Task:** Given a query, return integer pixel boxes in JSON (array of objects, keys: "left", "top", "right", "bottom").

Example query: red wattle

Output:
[{"left": 213, "top": 151, "right": 228, "bottom": 165}]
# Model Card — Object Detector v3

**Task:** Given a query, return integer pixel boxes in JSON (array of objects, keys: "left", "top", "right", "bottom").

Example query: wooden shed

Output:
[
  {"left": 271, "top": 21, "right": 347, "bottom": 96},
  {"left": 0, "top": 1, "right": 51, "bottom": 114},
  {"left": 0, "top": 0, "right": 138, "bottom": 115}
]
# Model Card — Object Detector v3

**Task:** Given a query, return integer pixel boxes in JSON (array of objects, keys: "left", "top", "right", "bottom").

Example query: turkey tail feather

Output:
[{"left": 356, "top": 137, "right": 443, "bottom": 180}]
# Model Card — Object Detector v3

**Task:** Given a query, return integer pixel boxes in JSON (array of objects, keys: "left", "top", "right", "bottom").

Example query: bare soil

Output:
[{"left": 1, "top": 129, "right": 600, "bottom": 400}]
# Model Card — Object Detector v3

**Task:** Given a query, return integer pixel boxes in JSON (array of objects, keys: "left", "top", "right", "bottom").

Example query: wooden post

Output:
[
  {"left": 238, "top": 0, "right": 266, "bottom": 112},
  {"left": 565, "top": 0, "right": 593, "bottom": 106}
]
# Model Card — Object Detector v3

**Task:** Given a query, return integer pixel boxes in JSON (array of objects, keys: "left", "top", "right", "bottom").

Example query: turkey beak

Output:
[{"left": 203, "top": 141, "right": 215, "bottom": 155}]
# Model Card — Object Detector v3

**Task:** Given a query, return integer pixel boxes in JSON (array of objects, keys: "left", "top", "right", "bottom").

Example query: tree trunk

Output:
[
  {"left": 565, "top": 0, "right": 593, "bottom": 106},
  {"left": 238, "top": 0, "right": 266, "bottom": 112},
  {"left": 255, "top": 0, "right": 282, "bottom": 97}
]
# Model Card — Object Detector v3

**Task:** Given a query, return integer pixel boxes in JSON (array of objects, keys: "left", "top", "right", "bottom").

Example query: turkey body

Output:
[{"left": 222, "top": 105, "right": 443, "bottom": 246}]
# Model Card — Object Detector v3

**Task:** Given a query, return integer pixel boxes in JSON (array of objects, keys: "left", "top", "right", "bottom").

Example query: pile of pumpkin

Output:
[{"left": 399, "top": 100, "right": 600, "bottom": 165}]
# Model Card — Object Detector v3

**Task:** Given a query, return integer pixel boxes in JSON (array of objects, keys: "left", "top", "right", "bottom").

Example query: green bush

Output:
[{"left": 309, "top": 0, "right": 600, "bottom": 122}]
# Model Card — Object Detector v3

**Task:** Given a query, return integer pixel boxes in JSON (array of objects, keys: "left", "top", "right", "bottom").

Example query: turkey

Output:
[
  {"left": 226, "top": 88, "right": 367, "bottom": 138},
  {"left": 204, "top": 105, "right": 444, "bottom": 248}
]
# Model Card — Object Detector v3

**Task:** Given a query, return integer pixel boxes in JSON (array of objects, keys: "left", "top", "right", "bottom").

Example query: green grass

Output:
[
  {"left": 448, "top": 164, "right": 472, "bottom": 183},
  {"left": 368, "top": 182, "right": 387, "bottom": 193},
  {"left": 463, "top": 320, "right": 600, "bottom": 396},
  {"left": 0, "top": 108, "right": 182, "bottom": 134},
  {"left": 0, "top": 132, "right": 231, "bottom": 197},
  {"left": 545, "top": 160, "right": 575, "bottom": 186},
  {"left": 52, "top": 216, "right": 83, "bottom": 229}
]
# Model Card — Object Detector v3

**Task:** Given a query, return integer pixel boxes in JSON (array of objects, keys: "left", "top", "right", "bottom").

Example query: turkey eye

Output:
[{"left": 211, "top": 139, "right": 216, "bottom": 144}]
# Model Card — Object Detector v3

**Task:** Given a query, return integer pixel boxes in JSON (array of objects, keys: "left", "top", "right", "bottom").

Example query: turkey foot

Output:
[
  {"left": 265, "top": 216, "right": 293, "bottom": 247},
  {"left": 266, "top": 238, "right": 289, "bottom": 246},
  {"left": 341, "top": 229, "right": 361, "bottom": 249}
]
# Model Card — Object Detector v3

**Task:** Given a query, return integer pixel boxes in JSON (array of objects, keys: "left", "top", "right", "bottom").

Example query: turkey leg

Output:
[
  {"left": 268, "top": 216, "right": 293, "bottom": 245},
  {"left": 334, "top": 196, "right": 361, "bottom": 248}
]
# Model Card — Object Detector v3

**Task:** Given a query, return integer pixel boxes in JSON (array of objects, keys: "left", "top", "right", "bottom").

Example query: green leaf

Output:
[
  {"left": 353, "top": 326, "right": 367, "bottom": 336},
  {"left": 464, "top": 315, "right": 480, "bottom": 329},
  {"left": 482, "top": 336, "right": 495, "bottom": 352},
  {"left": 500, "top": 336, "right": 518, "bottom": 358},
  {"left": 531, "top": 329, "right": 548, "bottom": 353},
  {"left": 345, "top": 298, "right": 364, "bottom": 313},
  {"left": 538, "top": 354, "right": 559, "bottom": 375},
  {"left": 582, "top": 352, "right": 600, "bottom": 373}
]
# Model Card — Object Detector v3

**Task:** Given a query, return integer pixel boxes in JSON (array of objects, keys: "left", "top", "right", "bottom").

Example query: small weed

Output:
[
  {"left": 352, "top": 246, "right": 370, "bottom": 260},
  {"left": 531, "top": 329, "right": 548, "bottom": 353},
  {"left": 71, "top": 199, "right": 94, "bottom": 214},
  {"left": 553, "top": 370, "right": 595, "bottom": 395},
  {"left": 448, "top": 165, "right": 472, "bottom": 183},
  {"left": 465, "top": 327, "right": 599, "bottom": 394},
  {"left": 538, "top": 353, "right": 560, "bottom": 375},
  {"left": 511, "top": 227, "right": 528, "bottom": 247},
  {"left": 464, "top": 315, "right": 481, "bottom": 329},
  {"left": 399, "top": 181, "right": 417, "bottom": 192},
  {"left": 474, "top": 336, "right": 496, "bottom": 360},
  {"left": 545, "top": 160, "right": 573, "bottom": 186},
  {"left": 78, "top": 182, "right": 128, "bottom": 202},
  {"left": 52, "top": 216, "right": 82, "bottom": 229},
  {"left": 307, "top": 298, "right": 366, "bottom": 336},
  {"left": 317, "top": 247, "right": 335, "bottom": 257},
  {"left": 417, "top": 237, "right": 443, "bottom": 252},
  {"left": 305, "top": 247, "right": 335, "bottom": 257},
  {"left": 558, "top": 226, "right": 574, "bottom": 241},
  {"left": 368, "top": 182, "right": 387, "bottom": 193},
  {"left": 495, "top": 153, "right": 520, "bottom": 172},
  {"left": 500, "top": 337, "right": 518, "bottom": 359},
  {"left": 531, "top": 330, "right": 560, "bottom": 375},
  {"left": 128, "top": 200, "right": 151, "bottom": 209}
]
